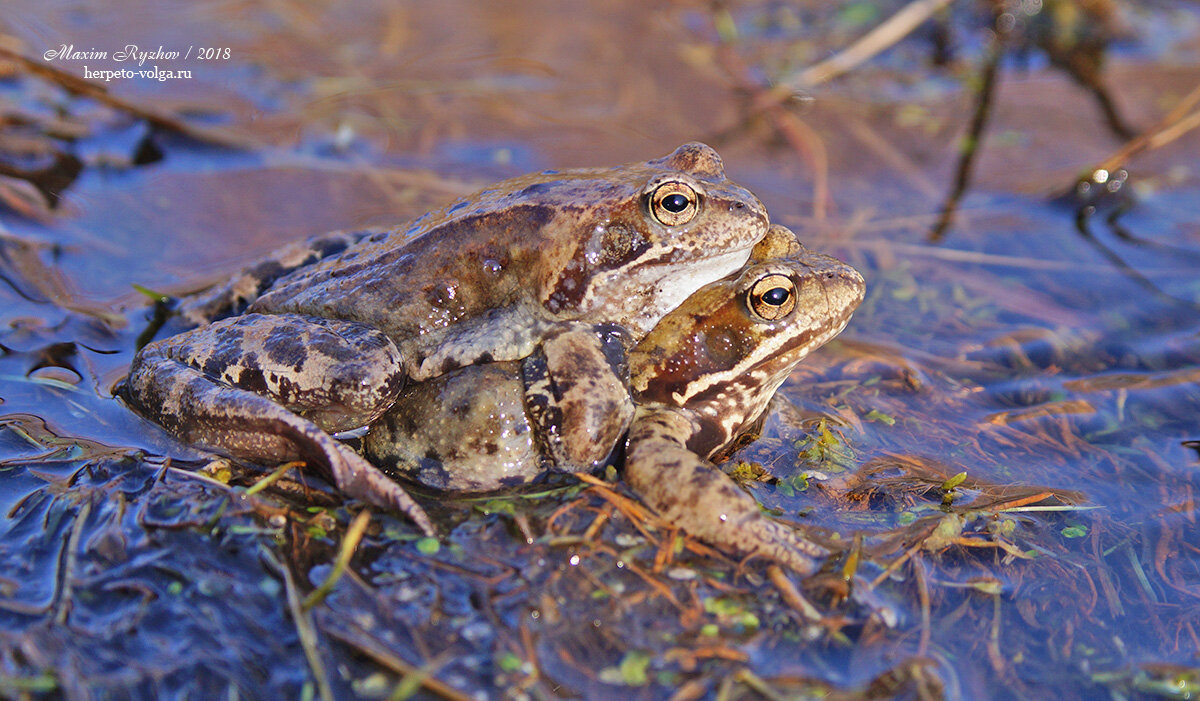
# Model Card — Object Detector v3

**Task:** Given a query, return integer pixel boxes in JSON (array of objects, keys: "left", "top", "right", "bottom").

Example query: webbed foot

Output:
[{"left": 624, "top": 408, "right": 826, "bottom": 574}]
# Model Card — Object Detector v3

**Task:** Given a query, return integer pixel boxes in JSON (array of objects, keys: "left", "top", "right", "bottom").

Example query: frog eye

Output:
[
  {"left": 748, "top": 274, "right": 796, "bottom": 320},
  {"left": 650, "top": 182, "right": 699, "bottom": 226}
]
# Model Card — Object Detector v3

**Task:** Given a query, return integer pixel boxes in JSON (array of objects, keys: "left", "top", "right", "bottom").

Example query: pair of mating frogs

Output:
[{"left": 124, "top": 144, "right": 864, "bottom": 574}]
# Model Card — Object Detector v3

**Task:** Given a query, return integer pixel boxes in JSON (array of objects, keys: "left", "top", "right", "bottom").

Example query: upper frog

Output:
[
  {"left": 233, "top": 142, "right": 768, "bottom": 380},
  {"left": 125, "top": 144, "right": 768, "bottom": 534}
]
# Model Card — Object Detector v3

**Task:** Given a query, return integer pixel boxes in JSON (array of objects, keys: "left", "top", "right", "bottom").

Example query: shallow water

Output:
[{"left": 2, "top": 0, "right": 1200, "bottom": 698}]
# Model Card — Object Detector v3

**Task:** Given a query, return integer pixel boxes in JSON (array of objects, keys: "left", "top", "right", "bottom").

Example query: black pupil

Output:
[
  {"left": 661, "top": 193, "right": 690, "bottom": 212},
  {"left": 762, "top": 287, "right": 790, "bottom": 306}
]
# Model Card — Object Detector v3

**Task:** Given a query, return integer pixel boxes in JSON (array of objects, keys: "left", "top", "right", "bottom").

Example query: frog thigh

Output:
[
  {"left": 624, "top": 408, "right": 827, "bottom": 575},
  {"left": 123, "top": 350, "right": 432, "bottom": 535},
  {"left": 522, "top": 327, "right": 634, "bottom": 471},
  {"left": 138, "top": 313, "right": 405, "bottom": 432}
]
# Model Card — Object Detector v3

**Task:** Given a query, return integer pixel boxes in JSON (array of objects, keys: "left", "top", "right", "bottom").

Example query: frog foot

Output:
[
  {"left": 624, "top": 409, "right": 826, "bottom": 575},
  {"left": 124, "top": 351, "right": 434, "bottom": 536}
]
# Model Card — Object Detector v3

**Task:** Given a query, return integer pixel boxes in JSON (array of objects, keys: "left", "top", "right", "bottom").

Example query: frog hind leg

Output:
[
  {"left": 624, "top": 408, "right": 826, "bottom": 575},
  {"left": 123, "top": 314, "right": 433, "bottom": 535}
]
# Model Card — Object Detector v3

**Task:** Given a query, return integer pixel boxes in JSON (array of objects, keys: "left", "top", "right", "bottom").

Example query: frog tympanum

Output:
[
  {"left": 124, "top": 144, "right": 768, "bottom": 535},
  {"left": 367, "top": 225, "right": 866, "bottom": 572}
]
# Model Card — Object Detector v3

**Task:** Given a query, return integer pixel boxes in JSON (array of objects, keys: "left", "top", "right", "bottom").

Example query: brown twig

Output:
[
  {"left": 782, "top": 0, "right": 956, "bottom": 91},
  {"left": 321, "top": 625, "right": 472, "bottom": 701},
  {"left": 930, "top": 29, "right": 1004, "bottom": 241},
  {"left": 766, "top": 564, "right": 821, "bottom": 622},
  {"left": 264, "top": 546, "right": 334, "bottom": 701},
  {"left": 915, "top": 556, "right": 931, "bottom": 657},
  {"left": 1085, "top": 81, "right": 1200, "bottom": 179}
]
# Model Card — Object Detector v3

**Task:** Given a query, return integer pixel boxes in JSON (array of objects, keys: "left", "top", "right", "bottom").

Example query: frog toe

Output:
[{"left": 328, "top": 443, "right": 435, "bottom": 536}]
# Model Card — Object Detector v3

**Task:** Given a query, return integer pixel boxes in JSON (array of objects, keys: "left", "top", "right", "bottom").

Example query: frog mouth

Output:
[{"left": 647, "top": 243, "right": 758, "bottom": 317}]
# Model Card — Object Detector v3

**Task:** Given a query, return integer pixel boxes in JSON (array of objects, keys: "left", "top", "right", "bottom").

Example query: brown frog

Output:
[
  {"left": 123, "top": 144, "right": 768, "bottom": 534},
  {"left": 366, "top": 225, "right": 866, "bottom": 572}
]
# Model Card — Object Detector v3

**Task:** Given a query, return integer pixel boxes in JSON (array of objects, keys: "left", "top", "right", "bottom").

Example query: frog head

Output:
[
  {"left": 629, "top": 224, "right": 865, "bottom": 457},
  {"left": 530, "top": 142, "right": 770, "bottom": 337}
]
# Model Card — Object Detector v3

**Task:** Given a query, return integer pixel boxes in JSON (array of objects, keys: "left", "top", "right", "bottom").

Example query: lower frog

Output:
[{"left": 365, "top": 225, "right": 865, "bottom": 572}]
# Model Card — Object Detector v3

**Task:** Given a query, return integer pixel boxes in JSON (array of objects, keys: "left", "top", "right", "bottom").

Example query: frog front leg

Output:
[
  {"left": 522, "top": 326, "right": 635, "bottom": 470},
  {"left": 123, "top": 313, "right": 433, "bottom": 535},
  {"left": 624, "top": 407, "right": 827, "bottom": 574}
]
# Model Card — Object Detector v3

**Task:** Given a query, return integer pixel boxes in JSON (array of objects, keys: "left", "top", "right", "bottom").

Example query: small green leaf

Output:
[
  {"left": 729, "top": 461, "right": 767, "bottom": 483},
  {"left": 701, "top": 623, "right": 719, "bottom": 637},
  {"left": 838, "top": 2, "right": 879, "bottom": 28},
  {"left": 941, "top": 472, "right": 967, "bottom": 491},
  {"left": 865, "top": 409, "right": 895, "bottom": 425},
  {"left": 967, "top": 577, "right": 1004, "bottom": 595},
  {"left": 1061, "top": 524, "right": 1088, "bottom": 539},
  {"left": 476, "top": 499, "right": 517, "bottom": 517},
  {"left": 131, "top": 283, "right": 171, "bottom": 302},
  {"left": 498, "top": 653, "right": 523, "bottom": 673},
  {"left": 416, "top": 537, "right": 440, "bottom": 555},
  {"left": 618, "top": 651, "right": 650, "bottom": 686}
]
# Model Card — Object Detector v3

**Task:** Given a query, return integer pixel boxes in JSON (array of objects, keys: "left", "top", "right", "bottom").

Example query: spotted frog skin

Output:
[
  {"left": 123, "top": 144, "right": 768, "bottom": 534},
  {"left": 367, "top": 225, "right": 866, "bottom": 572}
]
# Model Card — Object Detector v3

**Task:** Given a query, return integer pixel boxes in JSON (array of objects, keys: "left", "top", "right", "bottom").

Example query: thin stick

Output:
[
  {"left": 53, "top": 499, "right": 92, "bottom": 625},
  {"left": 303, "top": 508, "right": 372, "bottom": 611},
  {"left": 930, "top": 31, "right": 1003, "bottom": 241},
  {"left": 1089, "top": 81, "right": 1200, "bottom": 177},
  {"left": 784, "top": 0, "right": 955, "bottom": 91},
  {"left": 264, "top": 547, "right": 334, "bottom": 701},
  {"left": 766, "top": 565, "right": 821, "bottom": 622},
  {"left": 915, "top": 555, "right": 931, "bottom": 657},
  {"left": 243, "top": 461, "right": 301, "bottom": 497}
]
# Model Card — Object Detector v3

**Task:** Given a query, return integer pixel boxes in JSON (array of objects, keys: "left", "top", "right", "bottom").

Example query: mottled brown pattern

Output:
[
  {"left": 125, "top": 144, "right": 769, "bottom": 533},
  {"left": 242, "top": 144, "right": 767, "bottom": 379}
]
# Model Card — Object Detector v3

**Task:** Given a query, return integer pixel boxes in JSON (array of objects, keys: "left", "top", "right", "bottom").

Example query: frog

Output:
[
  {"left": 364, "top": 225, "right": 866, "bottom": 572},
  {"left": 122, "top": 143, "right": 769, "bottom": 535}
]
